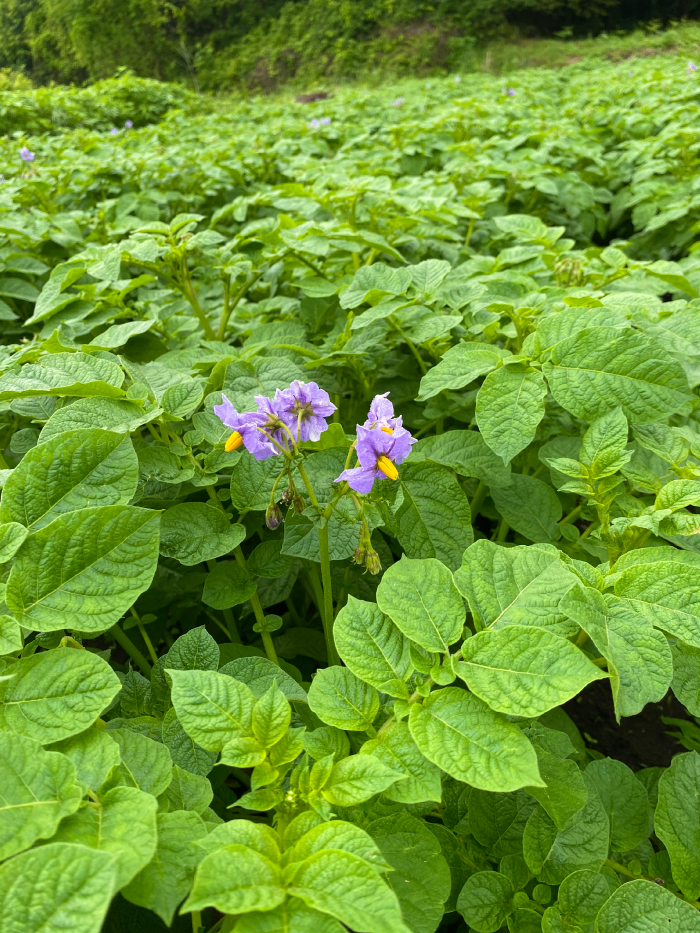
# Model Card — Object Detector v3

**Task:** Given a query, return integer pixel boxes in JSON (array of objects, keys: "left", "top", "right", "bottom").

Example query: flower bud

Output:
[
  {"left": 265, "top": 502, "right": 282, "bottom": 529},
  {"left": 292, "top": 494, "right": 306, "bottom": 514},
  {"left": 281, "top": 485, "right": 294, "bottom": 503},
  {"left": 365, "top": 548, "right": 382, "bottom": 575}
]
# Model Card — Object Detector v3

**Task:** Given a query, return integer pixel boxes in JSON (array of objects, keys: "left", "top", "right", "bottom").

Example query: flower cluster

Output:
[
  {"left": 392, "top": 97, "right": 405, "bottom": 107},
  {"left": 214, "top": 380, "right": 336, "bottom": 459},
  {"left": 309, "top": 117, "right": 331, "bottom": 128},
  {"left": 19, "top": 147, "right": 34, "bottom": 162},
  {"left": 214, "top": 382, "right": 415, "bottom": 495},
  {"left": 125, "top": 120, "right": 133, "bottom": 129},
  {"left": 502, "top": 88, "right": 516, "bottom": 97},
  {"left": 689, "top": 61, "right": 697, "bottom": 73}
]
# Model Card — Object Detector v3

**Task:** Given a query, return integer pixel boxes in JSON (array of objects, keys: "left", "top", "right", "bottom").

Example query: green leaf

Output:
[
  {"left": 202, "top": 561, "right": 257, "bottom": 609},
  {"left": 561, "top": 586, "right": 673, "bottom": 718},
  {"left": 0, "top": 353, "right": 125, "bottom": 400},
  {"left": 476, "top": 367, "right": 547, "bottom": 464},
  {"left": 307, "top": 665, "right": 379, "bottom": 731},
  {"left": 595, "top": 879, "right": 700, "bottom": 933},
  {"left": 47, "top": 728, "right": 120, "bottom": 792},
  {"left": 457, "top": 871, "right": 514, "bottom": 933},
  {"left": 166, "top": 624, "right": 220, "bottom": 672},
  {"left": 0, "top": 843, "right": 116, "bottom": 933},
  {"left": 376, "top": 556, "right": 465, "bottom": 654},
  {"left": 290, "top": 819, "right": 391, "bottom": 872},
  {"left": 408, "top": 687, "right": 543, "bottom": 792},
  {"left": 556, "top": 869, "right": 612, "bottom": 926},
  {"left": 248, "top": 539, "right": 297, "bottom": 578},
  {"left": 230, "top": 454, "right": 287, "bottom": 512},
  {"left": 3, "top": 647, "right": 121, "bottom": 743},
  {"left": 253, "top": 681, "right": 292, "bottom": 748},
  {"left": 159, "top": 503, "right": 245, "bottom": 565},
  {"left": 362, "top": 720, "right": 442, "bottom": 804},
  {"left": 0, "top": 430, "right": 138, "bottom": 530},
  {"left": 167, "top": 667, "right": 255, "bottom": 751},
  {"left": 522, "top": 775, "right": 609, "bottom": 884},
  {"left": 523, "top": 725, "right": 588, "bottom": 829},
  {"left": 289, "top": 849, "right": 410, "bottom": 933},
  {"left": 614, "top": 561, "right": 700, "bottom": 647},
  {"left": 457, "top": 625, "right": 605, "bottom": 717},
  {"left": 369, "top": 812, "right": 451, "bottom": 933},
  {"left": 123, "top": 810, "right": 207, "bottom": 925},
  {"left": 340, "top": 262, "right": 411, "bottom": 309},
  {"left": 0, "top": 522, "right": 28, "bottom": 561},
  {"left": 579, "top": 408, "right": 629, "bottom": 477},
  {"left": 468, "top": 789, "right": 537, "bottom": 858},
  {"left": 184, "top": 843, "right": 284, "bottom": 913},
  {"left": 111, "top": 728, "right": 173, "bottom": 797},
  {"left": 544, "top": 326, "right": 692, "bottom": 422},
  {"left": 586, "top": 758, "right": 649, "bottom": 853},
  {"left": 52, "top": 785, "right": 158, "bottom": 890},
  {"left": 671, "top": 642, "right": 700, "bottom": 716},
  {"left": 162, "top": 380, "right": 204, "bottom": 419},
  {"left": 334, "top": 596, "right": 412, "bottom": 697},
  {"left": 40, "top": 397, "right": 158, "bottom": 443},
  {"left": 0, "top": 613, "right": 22, "bottom": 653},
  {"left": 655, "top": 751, "right": 700, "bottom": 900},
  {"left": 409, "top": 430, "right": 511, "bottom": 487},
  {"left": 163, "top": 763, "right": 214, "bottom": 813},
  {"left": 491, "top": 475, "right": 562, "bottom": 544},
  {"left": 6, "top": 505, "right": 160, "bottom": 633},
  {"left": 162, "top": 708, "right": 218, "bottom": 777},
  {"left": 220, "top": 656, "right": 308, "bottom": 704},
  {"left": 234, "top": 900, "right": 344, "bottom": 933},
  {"left": 198, "top": 819, "right": 281, "bottom": 860},
  {"left": 322, "top": 755, "right": 404, "bottom": 806},
  {"left": 87, "top": 319, "right": 154, "bottom": 349},
  {"left": 395, "top": 461, "right": 473, "bottom": 571},
  {"left": 303, "top": 726, "right": 350, "bottom": 762},
  {"left": 0, "top": 732, "right": 82, "bottom": 860},
  {"left": 455, "top": 540, "right": 578, "bottom": 637},
  {"left": 417, "top": 344, "right": 510, "bottom": 401}
]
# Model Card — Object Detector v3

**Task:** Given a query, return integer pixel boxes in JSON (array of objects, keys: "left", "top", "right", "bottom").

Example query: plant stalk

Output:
[{"left": 110, "top": 622, "right": 152, "bottom": 677}]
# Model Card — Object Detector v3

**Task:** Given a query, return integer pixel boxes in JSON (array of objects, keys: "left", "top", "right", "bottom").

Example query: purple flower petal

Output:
[
  {"left": 276, "top": 380, "right": 336, "bottom": 443},
  {"left": 336, "top": 465, "right": 378, "bottom": 493}
]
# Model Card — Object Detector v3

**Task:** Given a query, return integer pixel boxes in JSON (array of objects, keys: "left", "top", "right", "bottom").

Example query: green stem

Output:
[
  {"left": 493, "top": 518, "right": 509, "bottom": 542},
  {"left": 223, "top": 608, "right": 240, "bottom": 642},
  {"left": 561, "top": 503, "right": 582, "bottom": 525},
  {"left": 192, "top": 910, "right": 202, "bottom": 933},
  {"left": 403, "top": 334, "right": 428, "bottom": 376},
  {"left": 261, "top": 632, "right": 279, "bottom": 664},
  {"left": 181, "top": 257, "right": 216, "bottom": 339},
  {"left": 470, "top": 481, "right": 486, "bottom": 520},
  {"left": 217, "top": 269, "right": 265, "bottom": 340},
  {"left": 110, "top": 623, "right": 152, "bottom": 677},
  {"left": 233, "top": 546, "right": 279, "bottom": 665},
  {"left": 137, "top": 619, "right": 159, "bottom": 666}
]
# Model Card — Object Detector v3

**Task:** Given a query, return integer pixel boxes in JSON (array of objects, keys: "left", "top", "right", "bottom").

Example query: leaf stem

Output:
[
  {"left": 131, "top": 608, "right": 158, "bottom": 665},
  {"left": 109, "top": 622, "right": 152, "bottom": 677},
  {"left": 217, "top": 269, "right": 265, "bottom": 340},
  {"left": 233, "top": 546, "right": 279, "bottom": 666},
  {"left": 181, "top": 256, "right": 216, "bottom": 339},
  {"left": 560, "top": 503, "right": 582, "bottom": 525},
  {"left": 470, "top": 481, "right": 487, "bottom": 520}
]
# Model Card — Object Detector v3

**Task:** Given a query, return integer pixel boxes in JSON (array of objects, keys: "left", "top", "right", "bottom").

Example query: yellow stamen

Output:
[
  {"left": 225, "top": 431, "right": 243, "bottom": 452},
  {"left": 381, "top": 426, "right": 393, "bottom": 435},
  {"left": 377, "top": 456, "right": 399, "bottom": 481}
]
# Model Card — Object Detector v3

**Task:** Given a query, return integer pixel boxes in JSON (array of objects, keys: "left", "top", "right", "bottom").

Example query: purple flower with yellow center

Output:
[
  {"left": 364, "top": 392, "right": 399, "bottom": 432},
  {"left": 213, "top": 394, "right": 279, "bottom": 460},
  {"left": 689, "top": 61, "right": 697, "bottom": 72},
  {"left": 336, "top": 423, "right": 416, "bottom": 493},
  {"left": 20, "top": 147, "right": 34, "bottom": 162},
  {"left": 276, "top": 380, "right": 336, "bottom": 442}
]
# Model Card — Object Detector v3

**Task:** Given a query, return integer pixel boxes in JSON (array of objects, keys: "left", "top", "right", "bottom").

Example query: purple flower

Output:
[
  {"left": 336, "top": 423, "right": 416, "bottom": 493},
  {"left": 507, "top": 88, "right": 516, "bottom": 97},
  {"left": 125, "top": 120, "right": 133, "bottom": 128},
  {"left": 364, "top": 392, "right": 399, "bottom": 431},
  {"left": 276, "top": 380, "right": 336, "bottom": 443},
  {"left": 213, "top": 394, "right": 279, "bottom": 460},
  {"left": 320, "top": 117, "right": 331, "bottom": 125},
  {"left": 309, "top": 118, "right": 320, "bottom": 128},
  {"left": 689, "top": 62, "right": 697, "bottom": 72},
  {"left": 392, "top": 97, "right": 404, "bottom": 107},
  {"left": 110, "top": 127, "right": 118, "bottom": 136},
  {"left": 19, "top": 147, "right": 34, "bottom": 162}
]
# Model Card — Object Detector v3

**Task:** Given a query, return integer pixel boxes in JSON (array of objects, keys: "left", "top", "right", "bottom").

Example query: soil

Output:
[{"left": 564, "top": 682, "right": 692, "bottom": 770}]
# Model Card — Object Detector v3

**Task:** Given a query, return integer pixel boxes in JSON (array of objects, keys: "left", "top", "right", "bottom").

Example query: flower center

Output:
[
  {"left": 377, "top": 456, "right": 398, "bottom": 480},
  {"left": 381, "top": 426, "right": 393, "bottom": 435},
  {"left": 225, "top": 431, "right": 243, "bottom": 452}
]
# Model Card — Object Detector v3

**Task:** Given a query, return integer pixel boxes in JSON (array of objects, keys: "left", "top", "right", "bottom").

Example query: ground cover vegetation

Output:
[{"left": 4, "top": 52, "right": 700, "bottom": 933}]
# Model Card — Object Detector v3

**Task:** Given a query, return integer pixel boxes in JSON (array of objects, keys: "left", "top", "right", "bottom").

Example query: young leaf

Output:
[
  {"left": 307, "top": 666, "right": 379, "bottom": 732},
  {"left": 334, "top": 595, "right": 412, "bottom": 697},
  {"left": 163, "top": 764, "right": 214, "bottom": 813},
  {"left": 362, "top": 720, "right": 442, "bottom": 804},
  {"left": 322, "top": 755, "right": 405, "bottom": 806},
  {"left": 159, "top": 502, "right": 246, "bottom": 565},
  {"left": 167, "top": 668, "right": 255, "bottom": 751},
  {"left": 166, "top": 624, "right": 220, "bottom": 672},
  {"left": 111, "top": 728, "right": 173, "bottom": 797},
  {"left": 252, "top": 681, "right": 292, "bottom": 748},
  {"left": 183, "top": 843, "right": 284, "bottom": 914}
]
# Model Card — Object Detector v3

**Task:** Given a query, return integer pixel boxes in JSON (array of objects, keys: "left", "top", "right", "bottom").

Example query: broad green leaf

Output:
[
  {"left": 290, "top": 819, "right": 390, "bottom": 872},
  {"left": 614, "top": 561, "right": 700, "bottom": 647},
  {"left": 202, "top": 561, "right": 257, "bottom": 609},
  {"left": 322, "top": 755, "right": 404, "bottom": 806},
  {"left": 235, "top": 899, "right": 344, "bottom": 933},
  {"left": 0, "top": 613, "right": 22, "bottom": 654},
  {"left": 0, "top": 732, "right": 82, "bottom": 860},
  {"left": 162, "top": 380, "right": 204, "bottom": 419},
  {"left": 163, "top": 764, "right": 214, "bottom": 813},
  {"left": 362, "top": 720, "right": 442, "bottom": 804},
  {"left": 455, "top": 539, "right": 578, "bottom": 637},
  {"left": 282, "top": 502, "right": 363, "bottom": 563},
  {"left": 252, "top": 682, "right": 291, "bottom": 748},
  {"left": 223, "top": 356, "right": 305, "bottom": 414},
  {"left": 376, "top": 556, "right": 464, "bottom": 654},
  {"left": 0, "top": 522, "right": 28, "bottom": 561},
  {"left": 409, "top": 429, "right": 511, "bottom": 487},
  {"left": 166, "top": 624, "right": 219, "bottom": 672},
  {"left": 40, "top": 398, "right": 158, "bottom": 443},
  {"left": 47, "top": 729, "right": 120, "bottom": 792},
  {"left": 671, "top": 642, "right": 700, "bottom": 716},
  {"left": 307, "top": 666, "right": 379, "bottom": 731},
  {"left": 523, "top": 776, "right": 609, "bottom": 884},
  {"left": 417, "top": 344, "right": 510, "bottom": 400},
  {"left": 524, "top": 725, "right": 588, "bottom": 829},
  {"left": 6, "top": 505, "right": 160, "bottom": 633},
  {"left": 0, "top": 843, "right": 116, "bottom": 933},
  {"left": 655, "top": 751, "right": 700, "bottom": 900},
  {"left": 3, "top": 647, "right": 121, "bottom": 743},
  {"left": 457, "top": 625, "right": 605, "bottom": 717},
  {"left": 303, "top": 726, "right": 350, "bottom": 762},
  {"left": 334, "top": 596, "right": 412, "bottom": 697},
  {"left": 476, "top": 367, "right": 547, "bottom": 464},
  {"left": 159, "top": 503, "right": 245, "bottom": 565},
  {"left": 0, "top": 353, "right": 125, "bottom": 400},
  {"left": 248, "top": 539, "right": 297, "bottom": 578},
  {"left": 162, "top": 707, "right": 218, "bottom": 777},
  {"left": 220, "top": 656, "right": 308, "bottom": 704},
  {"left": 230, "top": 453, "right": 287, "bottom": 512},
  {"left": 595, "top": 879, "right": 700, "bottom": 933},
  {"left": 395, "top": 461, "right": 473, "bottom": 571},
  {"left": 340, "top": 262, "right": 411, "bottom": 308},
  {"left": 0, "top": 430, "right": 138, "bottom": 530},
  {"left": 408, "top": 687, "right": 543, "bottom": 792},
  {"left": 557, "top": 869, "right": 612, "bottom": 926},
  {"left": 184, "top": 843, "right": 284, "bottom": 913},
  {"left": 123, "top": 810, "right": 207, "bottom": 924},
  {"left": 586, "top": 758, "right": 649, "bottom": 853},
  {"left": 544, "top": 326, "right": 692, "bottom": 422},
  {"left": 369, "top": 812, "right": 451, "bottom": 933},
  {"left": 289, "top": 849, "right": 410, "bottom": 933},
  {"left": 561, "top": 586, "right": 673, "bottom": 718},
  {"left": 87, "top": 319, "right": 153, "bottom": 349},
  {"left": 468, "top": 789, "right": 537, "bottom": 857},
  {"left": 579, "top": 408, "right": 629, "bottom": 477},
  {"left": 111, "top": 728, "right": 173, "bottom": 796},
  {"left": 167, "top": 667, "right": 255, "bottom": 750},
  {"left": 491, "top": 475, "right": 562, "bottom": 544},
  {"left": 457, "top": 871, "right": 514, "bottom": 933},
  {"left": 52, "top": 785, "right": 158, "bottom": 890},
  {"left": 198, "top": 819, "right": 281, "bottom": 860}
]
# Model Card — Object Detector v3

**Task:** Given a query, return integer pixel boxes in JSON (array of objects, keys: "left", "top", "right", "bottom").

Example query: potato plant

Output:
[{"left": 2, "top": 57, "right": 700, "bottom": 933}]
